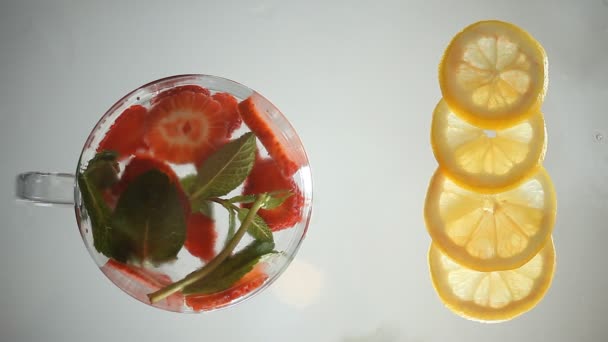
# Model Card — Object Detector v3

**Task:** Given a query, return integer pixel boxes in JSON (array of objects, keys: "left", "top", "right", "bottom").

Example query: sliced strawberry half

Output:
[
  {"left": 101, "top": 259, "right": 184, "bottom": 311},
  {"left": 145, "top": 90, "right": 228, "bottom": 164},
  {"left": 238, "top": 96, "right": 305, "bottom": 177},
  {"left": 151, "top": 85, "right": 211, "bottom": 106},
  {"left": 112, "top": 154, "right": 190, "bottom": 215},
  {"left": 97, "top": 105, "right": 148, "bottom": 159},
  {"left": 184, "top": 213, "right": 217, "bottom": 262},
  {"left": 212, "top": 92, "right": 242, "bottom": 137},
  {"left": 113, "top": 154, "right": 179, "bottom": 194},
  {"left": 184, "top": 265, "right": 268, "bottom": 311},
  {"left": 242, "top": 158, "right": 304, "bottom": 231}
]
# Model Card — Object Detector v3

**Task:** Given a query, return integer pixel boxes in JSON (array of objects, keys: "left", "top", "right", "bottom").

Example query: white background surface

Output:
[{"left": 1, "top": 0, "right": 608, "bottom": 341}]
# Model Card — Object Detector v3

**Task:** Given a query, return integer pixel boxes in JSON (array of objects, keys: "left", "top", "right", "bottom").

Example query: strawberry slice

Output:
[
  {"left": 113, "top": 154, "right": 179, "bottom": 193},
  {"left": 145, "top": 90, "right": 228, "bottom": 164},
  {"left": 212, "top": 92, "right": 242, "bottom": 137},
  {"left": 101, "top": 259, "right": 184, "bottom": 311},
  {"left": 238, "top": 96, "right": 304, "bottom": 177},
  {"left": 242, "top": 158, "right": 304, "bottom": 231},
  {"left": 184, "top": 265, "right": 268, "bottom": 311},
  {"left": 184, "top": 213, "right": 217, "bottom": 262},
  {"left": 112, "top": 154, "right": 190, "bottom": 215},
  {"left": 151, "top": 85, "right": 211, "bottom": 106},
  {"left": 97, "top": 105, "right": 148, "bottom": 159}
]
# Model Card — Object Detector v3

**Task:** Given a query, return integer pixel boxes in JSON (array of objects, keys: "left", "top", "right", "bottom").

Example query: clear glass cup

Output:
[{"left": 15, "top": 74, "right": 313, "bottom": 313}]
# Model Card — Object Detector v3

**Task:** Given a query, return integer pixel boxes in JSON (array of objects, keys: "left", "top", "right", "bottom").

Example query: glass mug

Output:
[{"left": 15, "top": 75, "right": 313, "bottom": 313}]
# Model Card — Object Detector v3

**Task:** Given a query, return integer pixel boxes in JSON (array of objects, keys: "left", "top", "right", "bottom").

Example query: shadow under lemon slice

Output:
[
  {"left": 439, "top": 20, "right": 548, "bottom": 129},
  {"left": 424, "top": 167, "right": 556, "bottom": 271},
  {"left": 428, "top": 238, "right": 555, "bottom": 322},
  {"left": 431, "top": 99, "right": 546, "bottom": 193}
]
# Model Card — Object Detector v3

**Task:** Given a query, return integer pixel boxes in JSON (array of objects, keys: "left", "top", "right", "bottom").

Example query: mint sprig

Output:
[
  {"left": 78, "top": 151, "right": 122, "bottom": 259},
  {"left": 237, "top": 208, "right": 273, "bottom": 242},
  {"left": 226, "top": 208, "right": 236, "bottom": 246},
  {"left": 111, "top": 170, "right": 186, "bottom": 264},
  {"left": 80, "top": 156, "right": 188, "bottom": 264},
  {"left": 210, "top": 197, "right": 274, "bottom": 243},
  {"left": 190, "top": 132, "right": 256, "bottom": 200},
  {"left": 227, "top": 190, "right": 293, "bottom": 209},
  {"left": 148, "top": 193, "right": 270, "bottom": 304},
  {"left": 181, "top": 174, "right": 213, "bottom": 217},
  {"left": 84, "top": 131, "right": 296, "bottom": 303},
  {"left": 83, "top": 151, "right": 120, "bottom": 188},
  {"left": 182, "top": 240, "right": 275, "bottom": 295}
]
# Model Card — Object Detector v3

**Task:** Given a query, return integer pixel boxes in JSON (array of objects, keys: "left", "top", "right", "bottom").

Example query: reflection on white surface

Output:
[
  {"left": 271, "top": 258, "right": 323, "bottom": 309},
  {"left": 342, "top": 325, "right": 417, "bottom": 342}
]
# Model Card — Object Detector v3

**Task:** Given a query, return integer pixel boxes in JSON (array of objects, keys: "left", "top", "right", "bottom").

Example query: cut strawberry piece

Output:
[
  {"left": 101, "top": 259, "right": 184, "bottom": 311},
  {"left": 238, "top": 96, "right": 304, "bottom": 177},
  {"left": 185, "top": 265, "right": 268, "bottom": 311},
  {"left": 112, "top": 154, "right": 190, "bottom": 215},
  {"left": 97, "top": 105, "right": 148, "bottom": 159},
  {"left": 145, "top": 90, "right": 228, "bottom": 164},
  {"left": 113, "top": 154, "right": 179, "bottom": 194},
  {"left": 242, "top": 158, "right": 304, "bottom": 231},
  {"left": 212, "top": 92, "right": 242, "bottom": 137},
  {"left": 151, "top": 85, "right": 211, "bottom": 106},
  {"left": 184, "top": 213, "right": 217, "bottom": 262}
]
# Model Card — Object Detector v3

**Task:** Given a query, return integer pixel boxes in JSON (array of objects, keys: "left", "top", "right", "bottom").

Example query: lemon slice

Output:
[
  {"left": 431, "top": 99, "right": 546, "bottom": 192},
  {"left": 424, "top": 167, "right": 556, "bottom": 271},
  {"left": 439, "top": 20, "right": 548, "bottom": 129},
  {"left": 429, "top": 239, "right": 555, "bottom": 322}
]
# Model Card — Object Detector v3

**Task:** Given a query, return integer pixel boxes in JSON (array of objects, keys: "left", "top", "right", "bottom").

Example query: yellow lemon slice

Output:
[
  {"left": 424, "top": 167, "right": 556, "bottom": 271},
  {"left": 439, "top": 20, "right": 548, "bottom": 129},
  {"left": 429, "top": 239, "right": 555, "bottom": 322},
  {"left": 431, "top": 99, "right": 546, "bottom": 192}
]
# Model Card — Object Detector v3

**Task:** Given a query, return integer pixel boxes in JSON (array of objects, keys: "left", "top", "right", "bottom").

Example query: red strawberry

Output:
[
  {"left": 185, "top": 265, "right": 268, "bottom": 311},
  {"left": 101, "top": 259, "right": 183, "bottom": 311},
  {"left": 112, "top": 154, "right": 190, "bottom": 215},
  {"left": 145, "top": 90, "right": 228, "bottom": 164},
  {"left": 184, "top": 213, "right": 217, "bottom": 262},
  {"left": 242, "top": 158, "right": 304, "bottom": 231},
  {"left": 113, "top": 154, "right": 179, "bottom": 193},
  {"left": 151, "top": 85, "right": 211, "bottom": 106},
  {"left": 238, "top": 96, "right": 304, "bottom": 177},
  {"left": 97, "top": 105, "right": 148, "bottom": 159},
  {"left": 212, "top": 92, "right": 242, "bottom": 137}
]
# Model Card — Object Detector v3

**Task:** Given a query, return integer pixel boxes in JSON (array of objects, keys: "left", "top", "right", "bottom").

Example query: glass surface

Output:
[
  {"left": 74, "top": 75, "right": 313, "bottom": 312},
  {"left": 1, "top": 0, "right": 607, "bottom": 341}
]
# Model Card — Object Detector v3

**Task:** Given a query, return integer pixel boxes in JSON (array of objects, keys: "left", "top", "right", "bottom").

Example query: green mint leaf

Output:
[
  {"left": 262, "top": 190, "right": 293, "bottom": 210},
  {"left": 78, "top": 174, "right": 124, "bottom": 258},
  {"left": 196, "top": 200, "right": 214, "bottom": 218},
  {"left": 89, "top": 150, "right": 119, "bottom": 163},
  {"left": 111, "top": 170, "right": 187, "bottom": 264},
  {"left": 192, "top": 132, "right": 256, "bottom": 200},
  {"left": 181, "top": 174, "right": 214, "bottom": 218},
  {"left": 225, "top": 208, "right": 237, "bottom": 247},
  {"left": 78, "top": 152, "right": 124, "bottom": 258},
  {"left": 228, "top": 191, "right": 292, "bottom": 209},
  {"left": 180, "top": 174, "right": 198, "bottom": 193},
  {"left": 182, "top": 240, "right": 274, "bottom": 295},
  {"left": 85, "top": 150, "right": 120, "bottom": 188},
  {"left": 238, "top": 208, "right": 273, "bottom": 242},
  {"left": 227, "top": 194, "right": 258, "bottom": 204}
]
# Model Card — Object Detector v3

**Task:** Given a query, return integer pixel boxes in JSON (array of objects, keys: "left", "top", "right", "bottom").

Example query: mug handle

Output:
[{"left": 16, "top": 172, "right": 75, "bottom": 206}]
